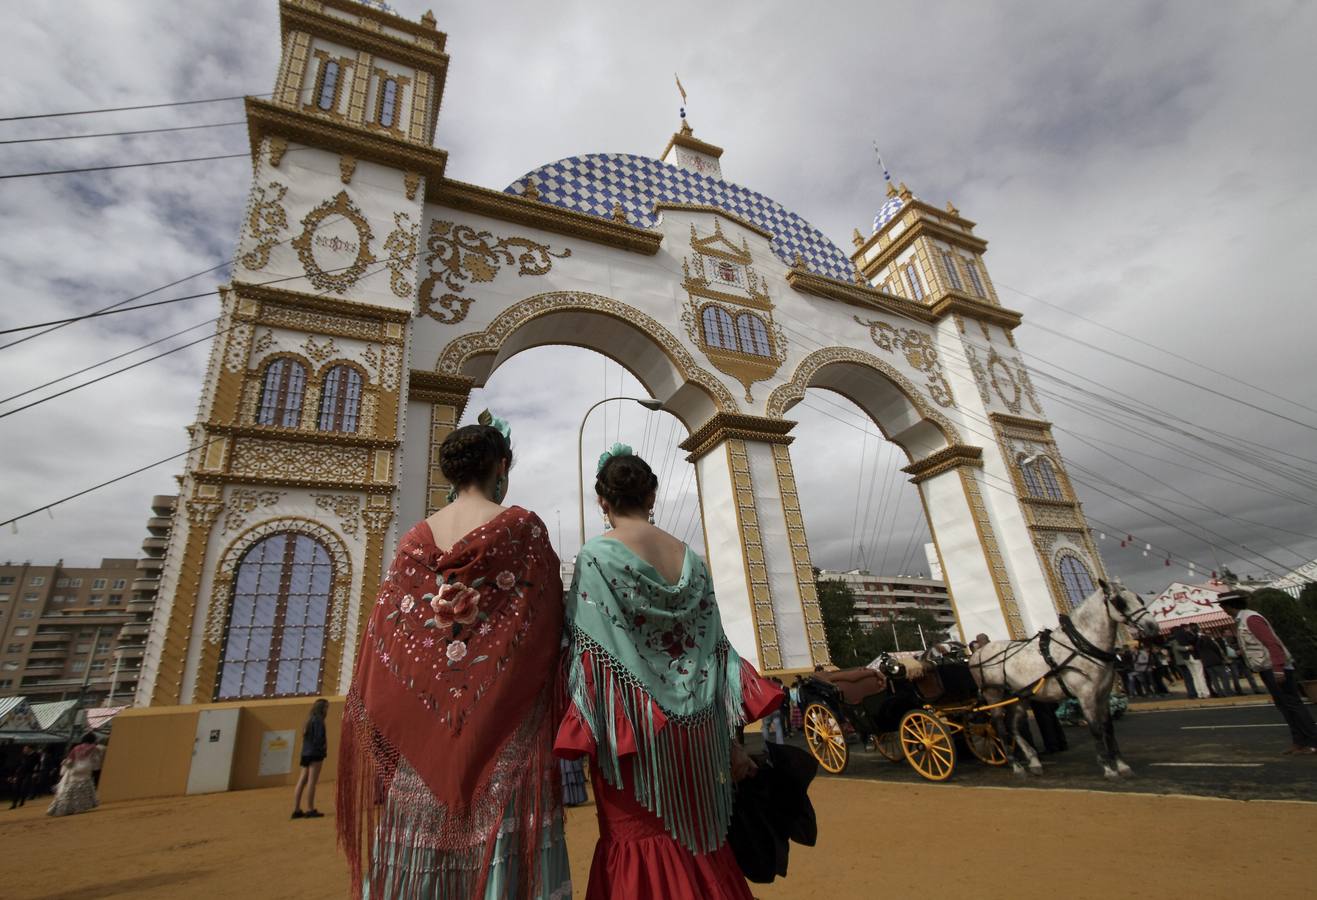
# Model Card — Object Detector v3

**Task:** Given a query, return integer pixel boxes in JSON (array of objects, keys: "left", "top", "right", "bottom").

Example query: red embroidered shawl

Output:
[{"left": 338, "top": 506, "right": 564, "bottom": 896}]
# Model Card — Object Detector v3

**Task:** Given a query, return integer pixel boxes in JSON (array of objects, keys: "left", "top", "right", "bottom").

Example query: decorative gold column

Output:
[
  {"left": 150, "top": 493, "right": 223, "bottom": 706},
  {"left": 725, "top": 438, "right": 780, "bottom": 670},
  {"left": 356, "top": 500, "right": 396, "bottom": 665},
  {"left": 770, "top": 443, "right": 831, "bottom": 666},
  {"left": 957, "top": 469, "right": 1026, "bottom": 638},
  {"left": 409, "top": 371, "right": 473, "bottom": 515}
]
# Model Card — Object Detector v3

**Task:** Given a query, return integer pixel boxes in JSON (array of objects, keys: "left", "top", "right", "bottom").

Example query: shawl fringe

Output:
[
  {"left": 338, "top": 687, "right": 560, "bottom": 899},
  {"left": 566, "top": 627, "right": 746, "bottom": 855}
]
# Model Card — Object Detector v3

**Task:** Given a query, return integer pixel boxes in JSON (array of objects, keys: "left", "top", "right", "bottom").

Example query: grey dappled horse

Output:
[{"left": 969, "top": 580, "right": 1159, "bottom": 779}]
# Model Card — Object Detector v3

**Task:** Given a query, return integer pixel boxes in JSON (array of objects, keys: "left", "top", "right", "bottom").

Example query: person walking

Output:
[
  {"left": 291, "top": 698, "right": 329, "bottom": 819},
  {"left": 337, "top": 413, "right": 572, "bottom": 898},
  {"left": 8, "top": 745, "right": 40, "bottom": 809},
  {"left": 1198, "top": 631, "right": 1233, "bottom": 697},
  {"left": 1225, "top": 638, "right": 1263, "bottom": 695},
  {"left": 46, "top": 735, "right": 104, "bottom": 817},
  {"left": 1216, "top": 591, "right": 1317, "bottom": 754},
  {"left": 1180, "top": 627, "right": 1211, "bottom": 698},
  {"left": 1133, "top": 646, "right": 1153, "bottom": 697},
  {"left": 1170, "top": 633, "right": 1197, "bottom": 698}
]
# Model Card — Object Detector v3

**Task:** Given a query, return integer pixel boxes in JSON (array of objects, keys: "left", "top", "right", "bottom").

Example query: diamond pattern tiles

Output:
[
  {"left": 872, "top": 196, "right": 905, "bottom": 233},
  {"left": 504, "top": 154, "right": 856, "bottom": 282}
]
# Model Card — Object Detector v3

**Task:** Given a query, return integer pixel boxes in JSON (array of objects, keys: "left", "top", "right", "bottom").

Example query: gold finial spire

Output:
[
  {"left": 611, "top": 202, "right": 627, "bottom": 223},
  {"left": 420, "top": 9, "right": 436, "bottom": 28},
  {"left": 897, "top": 182, "right": 913, "bottom": 202},
  {"left": 885, "top": 180, "right": 899, "bottom": 198},
  {"left": 945, "top": 200, "right": 960, "bottom": 216},
  {"left": 852, "top": 228, "right": 865, "bottom": 248}
]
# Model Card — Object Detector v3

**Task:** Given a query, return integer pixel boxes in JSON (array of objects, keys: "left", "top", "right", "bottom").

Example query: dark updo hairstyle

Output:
[
  {"left": 596, "top": 453, "right": 659, "bottom": 516},
  {"left": 439, "top": 423, "right": 512, "bottom": 490}
]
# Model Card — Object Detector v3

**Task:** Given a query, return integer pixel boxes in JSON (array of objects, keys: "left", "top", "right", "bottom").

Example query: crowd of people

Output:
[
  {"left": 3, "top": 734, "right": 105, "bottom": 816},
  {"left": 1114, "top": 623, "right": 1264, "bottom": 700}
]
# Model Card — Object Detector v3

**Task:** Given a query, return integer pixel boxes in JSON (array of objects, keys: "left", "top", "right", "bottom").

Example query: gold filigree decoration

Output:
[
  {"left": 257, "top": 305, "right": 391, "bottom": 343},
  {"left": 403, "top": 171, "right": 421, "bottom": 201},
  {"left": 854, "top": 317, "right": 955, "bottom": 408},
  {"left": 222, "top": 488, "right": 283, "bottom": 534},
  {"left": 252, "top": 329, "right": 276, "bottom": 356},
  {"left": 1016, "top": 360, "right": 1043, "bottom": 414},
  {"left": 229, "top": 439, "right": 371, "bottom": 484},
  {"left": 435, "top": 291, "right": 739, "bottom": 412},
  {"left": 303, "top": 336, "right": 338, "bottom": 363},
  {"left": 766, "top": 346, "right": 961, "bottom": 443},
  {"left": 339, "top": 154, "right": 356, "bottom": 184},
  {"left": 772, "top": 443, "right": 831, "bottom": 666},
  {"left": 383, "top": 212, "right": 418, "bottom": 299},
  {"left": 268, "top": 137, "right": 288, "bottom": 168},
  {"left": 419, "top": 221, "right": 572, "bottom": 325},
  {"left": 362, "top": 343, "right": 402, "bottom": 391},
  {"left": 963, "top": 343, "right": 992, "bottom": 406},
  {"left": 291, "top": 190, "right": 376, "bottom": 294},
  {"left": 727, "top": 439, "right": 781, "bottom": 670},
  {"left": 240, "top": 181, "right": 289, "bottom": 271},
  {"left": 987, "top": 347, "right": 1022, "bottom": 413},
  {"left": 313, "top": 493, "right": 362, "bottom": 537},
  {"left": 223, "top": 322, "right": 254, "bottom": 373}
]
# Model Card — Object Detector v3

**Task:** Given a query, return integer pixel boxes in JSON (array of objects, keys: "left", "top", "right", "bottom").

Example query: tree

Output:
[
  {"left": 1247, "top": 588, "right": 1317, "bottom": 679},
  {"left": 816, "top": 575, "right": 867, "bottom": 668}
]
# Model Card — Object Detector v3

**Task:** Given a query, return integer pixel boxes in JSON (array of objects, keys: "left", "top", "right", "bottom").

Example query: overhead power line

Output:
[
  {"left": 0, "top": 93, "right": 262, "bottom": 123},
  {"left": 0, "top": 120, "right": 247, "bottom": 145},
  {"left": 0, "top": 151, "right": 251, "bottom": 181}
]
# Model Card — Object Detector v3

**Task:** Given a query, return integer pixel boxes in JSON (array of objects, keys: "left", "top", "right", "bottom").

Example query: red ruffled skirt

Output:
[{"left": 583, "top": 759, "right": 753, "bottom": 900}]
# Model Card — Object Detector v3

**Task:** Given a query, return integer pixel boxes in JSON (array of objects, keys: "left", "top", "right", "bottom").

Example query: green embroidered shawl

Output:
[{"left": 566, "top": 536, "right": 746, "bottom": 853}]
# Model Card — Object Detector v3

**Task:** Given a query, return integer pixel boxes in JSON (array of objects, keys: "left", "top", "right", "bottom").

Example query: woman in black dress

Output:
[{"left": 292, "top": 698, "right": 329, "bottom": 819}]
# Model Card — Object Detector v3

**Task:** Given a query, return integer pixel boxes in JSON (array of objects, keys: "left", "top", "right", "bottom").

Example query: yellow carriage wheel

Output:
[
  {"left": 964, "top": 716, "right": 1013, "bottom": 766},
  {"left": 803, "top": 703, "right": 849, "bottom": 774},
  {"left": 965, "top": 719, "right": 1014, "bottom": 767},
  {"left": 899, "top": 709, "right": 957, "bottom": 782},
  {"left": 875, "top": 731, "right": 903, "bottom": 763}
]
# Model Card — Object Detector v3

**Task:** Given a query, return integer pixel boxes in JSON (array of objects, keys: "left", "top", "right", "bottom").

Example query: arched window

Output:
[
  {"left": 735, "top": 313, "right": 772, "bottom": 357},
  {"left": 377, "top": 77, "right": 399, "bottom": 128},
  {"left": 317, "top": 364, "right": 363, "bottom": 433},
  {"left": 218, "top": 533, "right": 333, "bottom": 699},
  {"left": 256, "top": 358, "right": 307, "bottom": 427},
  {"left": 701, "top": 306, "right": 737, "bottom": 350},
  {"left": 317, "top": 60, "right": 340, "bottom": 111},
  {"left": 1058, "top": 554, "right": 1097, "bottom": 608},
  {"left": 1019, "top": 454, "right": 1064, "bottom": 501},
  {"left": 903, "top": 263, "right": 925, "bottom": 301}
]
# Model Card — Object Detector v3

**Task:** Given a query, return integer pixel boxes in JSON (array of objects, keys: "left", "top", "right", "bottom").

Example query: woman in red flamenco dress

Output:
[{"left": 557, "top": 446, "right": 783, "bottom": 899}]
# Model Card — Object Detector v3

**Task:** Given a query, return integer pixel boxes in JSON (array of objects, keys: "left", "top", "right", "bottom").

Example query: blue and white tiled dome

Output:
[
  {"left": 504, "top": 154, "right": 856, "bottom": 282},
  {"left": 353, "top": 0, "right": 398, "bottom": 12},
  {"left": 872, "top": 194, "right": 905, "bottom": 233}
]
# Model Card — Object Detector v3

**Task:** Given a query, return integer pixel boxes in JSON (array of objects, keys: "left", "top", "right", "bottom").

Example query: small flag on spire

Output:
[
  {"left": 675, "top": 73, "right": 687, "bottom": 119},
  {"left": 872, "top": 142, "right": 892, "bottom": 183}
]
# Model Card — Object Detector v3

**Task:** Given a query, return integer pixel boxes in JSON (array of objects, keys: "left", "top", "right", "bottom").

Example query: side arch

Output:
[
  {"left": 193, "top": 516, "right": 354, "bottom": 703},
  {"left": 435, "top": 291, "right": 740, "bottom": 427},
  {"left": 767, "top": 346, "right": 962, "bottom": 461}
]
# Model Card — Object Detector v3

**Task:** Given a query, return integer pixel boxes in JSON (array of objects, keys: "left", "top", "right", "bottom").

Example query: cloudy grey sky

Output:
[{"left": 1, "top": 0, "right": 1314, "bottom": 596}]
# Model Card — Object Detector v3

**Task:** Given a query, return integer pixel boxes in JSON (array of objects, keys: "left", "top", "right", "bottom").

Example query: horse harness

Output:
[{"left": 1038, "top": 615, "right": 1117, "bottom": 700}]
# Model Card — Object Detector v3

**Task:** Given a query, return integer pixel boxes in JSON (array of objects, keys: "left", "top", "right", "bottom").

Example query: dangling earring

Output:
[
  {"left": 601, "top": 509, "right": 612, "bottom": 528},
  {"left": 491, "top": 474, "right": 507, "bottom": 504},
  {"left": 647, "top": 508, "right": 655, "bottom": 525}
]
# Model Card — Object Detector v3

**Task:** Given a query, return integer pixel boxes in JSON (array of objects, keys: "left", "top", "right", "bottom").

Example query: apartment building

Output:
[
  {"left": 818, "top": 569, "right": 958, "bottom": 637},
  {"left": 114, "top": 495, "right": 177, "bottom": 702},
  {"left": 0, "top": 559, "right": 137, "bottom": 703}
]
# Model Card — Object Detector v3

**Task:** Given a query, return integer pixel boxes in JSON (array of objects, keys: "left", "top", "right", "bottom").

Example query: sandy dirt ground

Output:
[{"left": 2, "top": 778, "right": 1313, "bottom": 900}]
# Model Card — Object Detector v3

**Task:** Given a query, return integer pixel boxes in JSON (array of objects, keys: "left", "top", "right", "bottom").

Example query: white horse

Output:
[{"left": 969, "top": 579, "right": 1159, "bottom": 779}]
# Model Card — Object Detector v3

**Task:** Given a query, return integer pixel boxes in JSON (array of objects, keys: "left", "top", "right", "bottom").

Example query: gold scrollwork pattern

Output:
[
  {"left": 963, "top": 343, "right": 992, "bottom": 406},
  {"left": 436, "top": 291, "right": 740, "bottom": 412},
  {"left": 313, "top": 493, "right": 363, "bottom": 537},
  {"left": 362, "top": 343, "right": 403, "bottom": 392},
  {"left": 223, "top": 322, "right": 255, "bottom": 374},
  {"left": 383, "top": 212, "right": 418, "bottom": 299},
  {"left": 419, "top": 221, "right": 571, "bottom": 325},
  {"left": 766, "top": 346, "right": 960, "bottom": 443},
  {"left": 240, "top": 181, "right": 289, "bottom": 271},
  {"left": 854, "top": 316, "right": 955, "bottom": 408},
  {"left": 229, "top": 439, "right": 371, "bottom": 483},
  {"left": 988, "top": 349, "right": 1022, "bottom": 413},
  {"left": 302, "top": 336, "right": 338, "bottom": 364},
  {"left": 222, "top": 488, "right": 283, "bottom": 533},
  {"left": 291, "top": 190, "right": 377, "bottom": 294}
]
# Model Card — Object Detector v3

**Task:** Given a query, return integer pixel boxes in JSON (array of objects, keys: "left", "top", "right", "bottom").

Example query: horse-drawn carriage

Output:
[{"left": 798, "top": 651, "right": 1014, "bottom": 781}]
